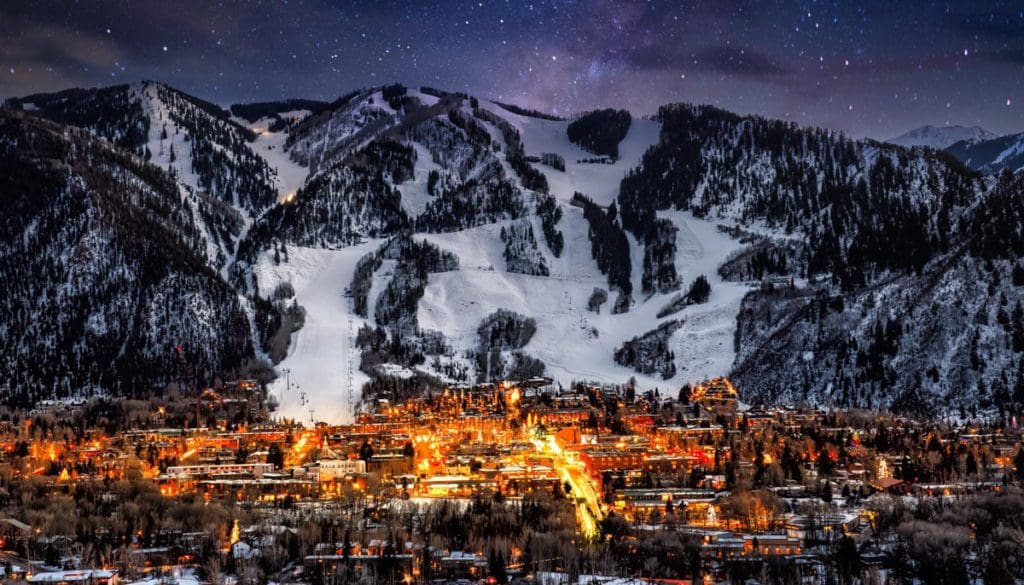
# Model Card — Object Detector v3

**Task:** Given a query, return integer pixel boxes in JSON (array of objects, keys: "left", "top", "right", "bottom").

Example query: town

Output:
[{"left": 0, "top": 377, "right": 1021, "bottom": 585}]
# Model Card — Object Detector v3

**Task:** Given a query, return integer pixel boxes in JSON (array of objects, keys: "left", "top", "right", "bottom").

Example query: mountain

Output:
[
  {"left": 0, "top": 109, "right": 269, "bottom": 405},
  {"left": 733, "top": 169, "right": 1024, "bottom": 417},
  {"left": 888, "top": 124, "right": 995, "bottom": 149},
  {"left": 5, "top": 81, "right": 297, "bottom": 269},
  {"left": 3, "top": 80, "right": 1024, "bottom": 420},
  {"left": 945, "top": 132, "right": 1024, "bottom": 174}
]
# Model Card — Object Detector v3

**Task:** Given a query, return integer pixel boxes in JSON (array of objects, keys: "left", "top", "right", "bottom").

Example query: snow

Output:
[
  {"left": 887, "top": 125, "right": 995, "bottom": 149},
  {"left": 416, "top": 211, "right": 748, "bottom": 392},
  {"left": 659, "top": 210, "right": 751, "bottom": 382},
  {"left": 137, "top": 83, "right": 202, "bottom": 191},
  {"left": 277, "top": 108, "right": 312, "bottom": 120},
  {"left": 992, "top": 135, "right": 1024, "bottom": 165},
  {"left": 537, "top": 572, "right": 649, "bottom": 585},
  {"left": 287, "top": 90, "right": 396, "bottom": 170},
  {"left": 479, "top": 100, "right": 661, "bottom": 206},
  {"left": 407, "top": 89, "right": 440, "bottom": 107},
  {"left": 254, "top": 242, "right": 381, "bottom": 424},
  {"left": 125, "top": 568, "right": 201, "bottom": 585},
  {"left": 397, "top": 141, "right": 443, "bottom": 217},
  {"left": 244, "top": 118, "right": 310, "bottom": 202},
  {"left": 258, "top": 101, "right": 750, "bottom": 422},
  {"left": 134, "top": 83, "right": 223, "bottom": 266}
]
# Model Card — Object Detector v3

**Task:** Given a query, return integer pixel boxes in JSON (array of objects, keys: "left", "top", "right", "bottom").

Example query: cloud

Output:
[
  {"left": 691, "top": 46, "right": 790, "bottom": 77},
  {"left": 9, "top": 26, "right": 120, "bottom": 71},
  {"left": 591, "top": 44, "right": 790, "bottom": 79}
]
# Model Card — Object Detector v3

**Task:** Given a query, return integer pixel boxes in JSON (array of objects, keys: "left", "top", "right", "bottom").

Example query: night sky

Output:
[{"left": 2, "top": 0, "right": 1024, "bottom": 139}]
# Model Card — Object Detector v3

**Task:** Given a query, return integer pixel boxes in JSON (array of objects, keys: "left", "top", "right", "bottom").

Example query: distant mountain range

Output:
[
  {"left": 888, "top": 124, "right": 1024, "bottom": 175},
  {"left": 945, "top": 133, "right": 1024, "bottom": 175},
  {"left": 888, "top": 125, "right": 995, "bottom": 149},
  {"left": 4, "top": 82, "right": 1024, "bottom": 420}
]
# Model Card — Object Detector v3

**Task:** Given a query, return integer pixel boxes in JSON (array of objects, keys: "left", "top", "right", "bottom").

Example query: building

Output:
[
  {"left": 579, "top": 449, "right": 643, "bottom": 475},
  {"left": 316, "top": 459, "right": 367, "bottom": 482},
  {"left": 689, "top": 378, "right": 739, "bottom": 417},
  {"left": 164, "top": 463, "right": 274, "bottom": 479},
  {"left": 366, "top": 454, "right": 414, "bottom": 478}
]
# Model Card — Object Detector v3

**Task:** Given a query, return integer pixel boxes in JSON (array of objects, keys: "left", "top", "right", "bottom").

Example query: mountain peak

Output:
[{"left": 888, "top": 124, "right": 995, "bottom": 149}]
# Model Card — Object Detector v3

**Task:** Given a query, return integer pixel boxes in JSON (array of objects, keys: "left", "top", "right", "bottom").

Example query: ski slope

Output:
[
  {"left": 246, "top": 114, "right": 311, "bottom": 202},
  {"left": 254, "top": 242, "right": 380, "bottom": 424},
  {"left": 479, "top": 101, "right": 661, "bottom": 206},
  {"left": 659, "top": 210, "right": 750, "bottom": 381},
  {"left": 258, "top": 101, "right": 750, "bottom": 423},
  {"left": 417, "top": 210, "right": 748, "bottom": 391}
]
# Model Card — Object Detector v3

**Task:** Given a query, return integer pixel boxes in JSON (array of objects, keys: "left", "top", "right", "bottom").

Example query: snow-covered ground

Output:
[
  {"left": 417, "top": 210, "right": 749, "bottom": 392},
  {"left": 254, "top": 242, "right": 380, "bottom": 424},
  {"left": 136, "top": 83, "right": 225, "bottom": 266},
  {"left": 246, "top": 116, "right": 310, "bottom": 202},
  {"left": 398, "top": 141, "right": 444, "bottom": 217},
  {"left": 480, "top": 101, "right": 661, "bottom": 206},
  {"left": 887, "top": 124, "right": 994, "bottom": 149},
  {"left": 659, "top": 210, "right": 750, "bottom": 382},
  {"left": 256, "top": 101, "right": 751, "bottom": 423}
]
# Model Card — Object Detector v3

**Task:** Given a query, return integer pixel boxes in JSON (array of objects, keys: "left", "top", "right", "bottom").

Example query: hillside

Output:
[
  {"left": 888, "top": 125, "right": 994, "bottom": 149},
  {"left": 946, "top": 132, "right": 1024, "bottom": 175},
  {"left": 0, "top": 110, "right": 269, "bottom": 405},
  {"left": 2, "top": 81, "right": 1022, "bottom": 420}
]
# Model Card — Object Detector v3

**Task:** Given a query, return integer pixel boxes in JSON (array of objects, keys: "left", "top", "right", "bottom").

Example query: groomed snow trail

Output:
[{"left": 255, "top": 242, "right": 380, "bottom": 424}]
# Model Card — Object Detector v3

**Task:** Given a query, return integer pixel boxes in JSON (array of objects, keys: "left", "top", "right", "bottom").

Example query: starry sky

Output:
[{"left": 2, "top": 0, "right": 1023, "bottom": 139}]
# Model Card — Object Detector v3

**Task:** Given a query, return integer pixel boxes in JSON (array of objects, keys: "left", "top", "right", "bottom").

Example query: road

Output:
[{"left": 533, "top": 436, "right": 605, "bottom": 539}]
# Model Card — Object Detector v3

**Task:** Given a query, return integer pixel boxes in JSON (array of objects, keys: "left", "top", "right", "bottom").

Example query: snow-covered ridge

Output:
[
  {"left": 946, "top": 131, "right": 1024, "bottom": 174},
  {"left": 888, "top": 124, "right": 995, "bottom": 149}
]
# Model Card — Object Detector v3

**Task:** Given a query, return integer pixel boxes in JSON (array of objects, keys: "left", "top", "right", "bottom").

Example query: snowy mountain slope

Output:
[
  {"left": 617, "top": 104, "right": 984, "bottom": 293},
  {"left": 946, "top": 132, "right": 1024, "bottom": 174},
  {"left": 3, "top": 84, "right": 150, "bottom": 153},
  {"left": 5, "top": 82, "right": 283, "bottom": 270},
  {"left": 236, "top": 114, "right": 311, "bottom": 203},
  {"left": 241, "top": 90, "right": 528, "bottom": 256},
  {"left": 4, "top": 79, "right": 1023, "bottom": 419},
  {"left": 0, "top": 109, "right": 262, "bottom": 405},
  {"left": 414, "top": 210, "right": 747, "bottom": 390},
  {"left": 888, "top": 125, "right": 994, "bottom": 149},
  {"left": 227, "top": 90, "right": 1016, "bottom": 419},
  {"left": 136, "top": 82, "right": 278, "bottom": 216},
  {"left": 5, "top": 81, "right": 280, "bottom": 217},
  {"left": 732, "top": 231, "right": 1024, "bottom": 418},
  {"left": 477, "top": 100, "right": 660, "bottom": 206},
  {"left": 253, "top": 242, "right": 380, "bottom": 424},
  {"left": 284, "top": 87, "right": 442, "bottom": 173}
]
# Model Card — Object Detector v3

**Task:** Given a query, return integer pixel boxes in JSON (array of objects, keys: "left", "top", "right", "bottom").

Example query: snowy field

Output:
[
  {"left": 659, "top": 210, "right": 750, "bottom": 381},
  {"left": 254, "top": 242, "right": 380, "bottom": 424},
  {"left": 418, "top": 210, "right": 748, "bottom": 392}
]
